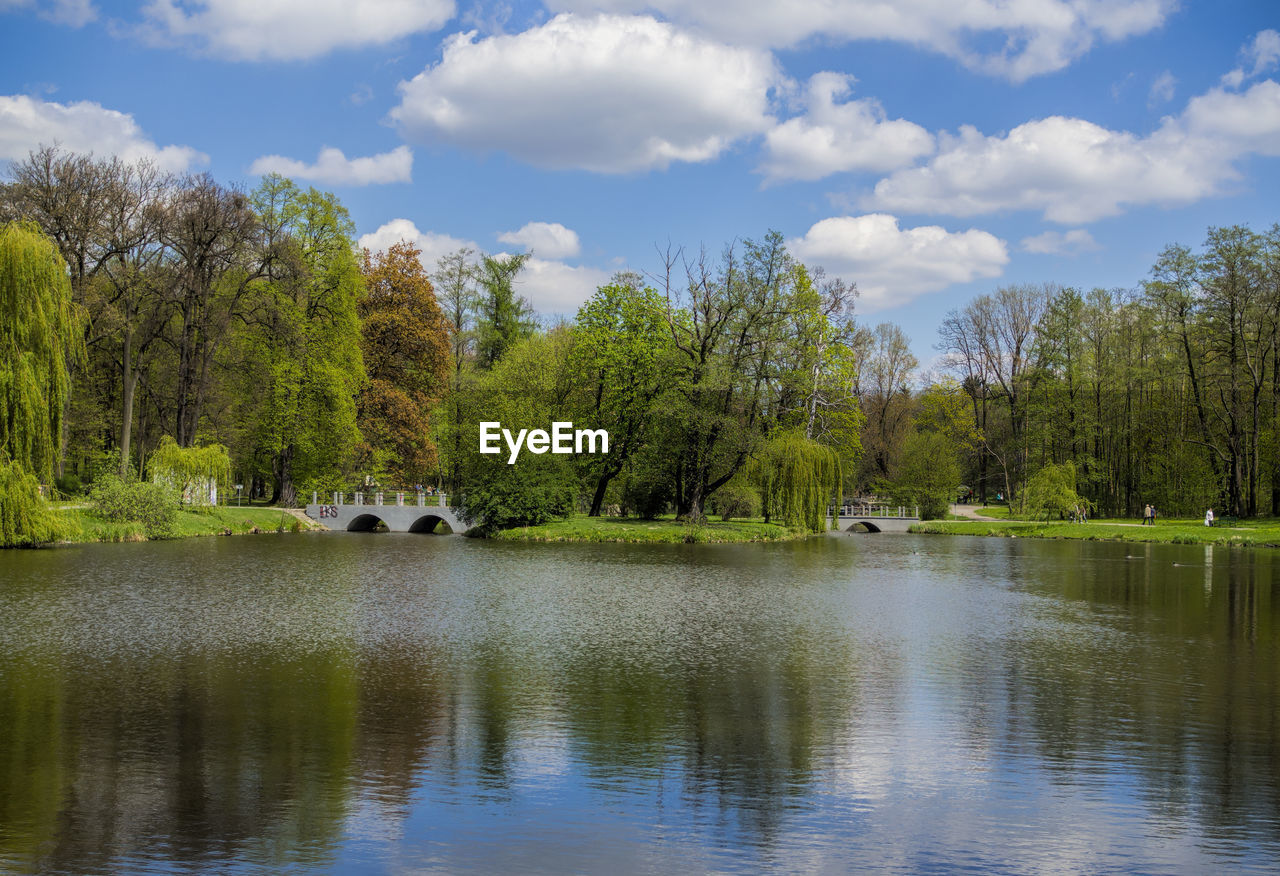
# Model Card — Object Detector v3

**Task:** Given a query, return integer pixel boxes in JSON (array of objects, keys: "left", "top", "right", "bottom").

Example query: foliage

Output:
[
  {"left": 0, "top": 221, "right": 82, "bottom": 481},
  {"left": 148, "top": 436, "right": 231, "bottom": 506},
  {"left": 358, "top": 240, "right": 451, "bottom": 483},
  {"left": 709, "top": 476, "right": 761, "bottom": 521},
  {"left": 459, "top": 453, "right": 576, "bottom": 535},
  {"left": 88, "top": 471, "right": 178, "bottom": 538},
  {"left": 0, "top": 458, "right": 72, "bottom": 547},
  {"left": 889, "top": 431, "right": 961, "bottom": 520},
  {"left": 754, "top": 432, "right": 842, "bottom": 532},
  {"left": 490, "top": 514, "right": 803, "bottom": 543},
  {"left": 1019, "top": 461, "right": 1088, "bottom": 521},
  {"left": 475, "top": 252, "right": 534, "bottom": 368}
]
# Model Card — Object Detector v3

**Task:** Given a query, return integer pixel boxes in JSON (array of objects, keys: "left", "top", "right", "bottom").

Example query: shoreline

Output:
[
  {"left": 49, "top": 506, "right": 323, "bottom": 546},
  {"left": 489, "top": 516, "right": 813, "bottom": 544},
  {"left": 910, "top": 519, "right": 1280, "bottom": 548}
]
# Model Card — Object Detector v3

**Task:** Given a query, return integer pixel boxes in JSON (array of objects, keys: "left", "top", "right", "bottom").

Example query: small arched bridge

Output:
[
  {"left": 828, "top": 504, "right": 920, "bottom": 534},
  {"left": 305, "top": 491, "right": 465, "bottom": 534}
]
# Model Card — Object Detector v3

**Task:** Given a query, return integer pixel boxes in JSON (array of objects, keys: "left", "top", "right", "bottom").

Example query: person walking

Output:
[
  {"left": 1205, "top": 508, "right": 1214, "bottom": 527},
  {"left": 1143, "top": 504, "right": 1152, "bottom": 525}
]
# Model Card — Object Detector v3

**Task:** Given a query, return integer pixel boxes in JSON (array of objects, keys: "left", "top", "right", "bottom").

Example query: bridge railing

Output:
[
  {"left": 829, "top": 504, "right": 919, "bottom": 518},
  {"left": 314, "top": 491, "right": 450, "bottom": 508}
]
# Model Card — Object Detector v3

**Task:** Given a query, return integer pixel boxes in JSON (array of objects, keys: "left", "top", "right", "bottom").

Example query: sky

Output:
[{"left": 1, "top": 0, "right": 1278, "bottom": 364}]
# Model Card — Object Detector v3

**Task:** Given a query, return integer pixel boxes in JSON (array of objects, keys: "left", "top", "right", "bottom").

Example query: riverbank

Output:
[
  {"left": 911, "top": 518, "right": 1280, "bottom": 548},
  {"left": 491, "top": 515, "right": 810, "bottom": 543},
  {"left": 56, "top": 506, "right": 320, "bottom": 544}
]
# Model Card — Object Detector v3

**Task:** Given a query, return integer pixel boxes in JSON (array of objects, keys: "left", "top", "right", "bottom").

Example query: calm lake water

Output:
[{"left": 1, "top": 532, "right": 1278, "bottom": 874}]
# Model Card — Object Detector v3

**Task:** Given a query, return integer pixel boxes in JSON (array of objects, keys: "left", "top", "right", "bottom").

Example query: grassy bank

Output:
[
  {"left": 58, "top": 506, "right": 317, "bottom": 544},
  {"left": 911, "top": 518, "right": 1280, "bottom": 548},
  {"left": 491, "top": 515, "right": 811, "bottom": 543}
]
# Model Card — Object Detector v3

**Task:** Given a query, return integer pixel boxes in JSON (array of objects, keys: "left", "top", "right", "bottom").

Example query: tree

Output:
[
  {"left": 571, "top": 275, "right": 672, "bottom": 516},
  {"left": 0, "top": 222, "right": 83, "bottom": 480},
  {"left": 754, "top": 431, "right": 841, "bottom": 532},
  {"left": 475, "top": 252, "right": 533, "bottom": 368},
  {"left": 890, "top": 431, "right": 960, "bottom": 520},
  {"left": 432, "top": 248, "right": 480, "bottom": 493},
  {"left": 358, "top": 241, "right": 451, "bottom": 484},
  {"left": 240, "top": 178, "right": 364, "bottom": 505},
  {"left": 1020, "top": 461, "right": 1087, "bottom": 521}
]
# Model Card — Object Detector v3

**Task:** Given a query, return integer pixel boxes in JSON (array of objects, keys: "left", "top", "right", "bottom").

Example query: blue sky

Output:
[{"left": 2, "top": 0, "right": 1277, "bottom": 363}]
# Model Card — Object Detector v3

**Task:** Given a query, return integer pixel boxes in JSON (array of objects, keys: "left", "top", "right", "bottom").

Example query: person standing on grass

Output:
[
  {"left": 1205, "top": 508, "right": 1214, "bottom": 527},
  {"left": 1143, "top": 504, "right": 1152, "bottom": 525}
]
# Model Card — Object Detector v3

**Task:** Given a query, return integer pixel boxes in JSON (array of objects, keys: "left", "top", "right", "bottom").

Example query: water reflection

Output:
[{"left": 0, "top": 534, "right": 1277, "bottom": 872}]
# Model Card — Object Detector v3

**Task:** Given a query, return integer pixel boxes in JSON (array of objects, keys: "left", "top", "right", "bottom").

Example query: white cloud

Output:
[
  {"left": 390, "top": 13, "right": 781, "bottom": 172},
  {"left": 358, "top": 218, "right": 479, "bottom": 271},
  {"left": 497, "top": 222, "right": 581, "bottom": 259},
  {"left": 787, "top": 214, "right": 1008, "bottom": 312},
  {"left": 544, "top": 0, "right": 1173, "bottom": 81},
  {"left": 864, "top": 78, "right": 1280, "bottom": 224},
  {"left": 0, "top": 0, "right": 96, "bottom": 26},
  {"left": 1148, "top": 70, "right": 1175, "bottom": 107},
  {"left": 0, "top": 94, "right": 206, "bottom": 171},
  {"left": 759, "top": 72, "right": 934, "bottom": 183},
  {"left": 1223, "top": 29, "right": 1280, "bottom": 88},
  {"left": 249, "top": 146, "right": 412, "bottom": 186},
  {"left": 514, "top": 257, "right": 611, "bottom": 314},
  {"left": 1020, "top": 229, "right": 1099, "bottom": 255},
  {"left": 139, "top": 0, "right": 455, "bottom": 61},
  {"left": 359, "top": 219, "right": 608, "bottom": 313}
]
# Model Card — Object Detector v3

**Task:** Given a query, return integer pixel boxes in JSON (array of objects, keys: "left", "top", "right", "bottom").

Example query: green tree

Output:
[
  {"left": 571, "top": 275, "right": 672, "bottom": 516},
  {"left": 754, "top": 432, "right": 842, "bottom": 532},
  {"left": 890, "top": 431, "right": 960, "bottom": 520},
  {"left": 241, "top": 178, "right": 364, "bottom": 505},
  {"left": 475, "top": 252, "right": 534, "bottom": 368},
  {"left": 0, "top": 221, "right": 82, "bottom": 480}
]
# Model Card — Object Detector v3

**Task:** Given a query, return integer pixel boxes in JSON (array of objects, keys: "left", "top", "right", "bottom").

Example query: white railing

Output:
[
  {"left": 317, "top": 491, "right": 449, "bottom": 507},
  {"left": 829, "top": 504, "right": 919, "bottom": 518}
]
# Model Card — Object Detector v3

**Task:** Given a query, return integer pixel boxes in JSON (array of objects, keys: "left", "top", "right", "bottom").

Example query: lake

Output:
[{"left": 1, "top": 533, "right": 1277, "bottom": 873}]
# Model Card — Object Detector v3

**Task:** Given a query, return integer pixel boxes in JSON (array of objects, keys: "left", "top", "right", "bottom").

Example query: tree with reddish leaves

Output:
[{"left": 358, "top": 241, "right": 451, "bottom": 485}]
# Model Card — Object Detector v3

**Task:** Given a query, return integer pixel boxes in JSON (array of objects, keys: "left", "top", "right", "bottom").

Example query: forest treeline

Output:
[{"left": 2, "top": 146, "right": 1279, "bottom": 538}]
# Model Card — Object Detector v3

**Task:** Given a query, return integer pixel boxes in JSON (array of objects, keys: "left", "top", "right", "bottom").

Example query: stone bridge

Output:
[
  {"left": 305, "top": 491, "right": 465, "bottom": 534},
  {"left": 827, "top": 504, "right": 920, "bottom": 534}
]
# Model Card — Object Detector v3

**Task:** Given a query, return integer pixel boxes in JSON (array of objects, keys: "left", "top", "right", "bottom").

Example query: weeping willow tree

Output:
[
  {"left": 148, "top": 436, "right": 232, "bottom": 506},
  {"left": 755, "top": 432, "right": 842, "bottom": 532},
  {"left": 0, "top": 459, "right": 72, "bottom": 547},
  {"left": 0, "top": 222, "right": 81, "bottom": 546},
  {"left": 0, "top": 222, "right": 82, "bottom": 480}
]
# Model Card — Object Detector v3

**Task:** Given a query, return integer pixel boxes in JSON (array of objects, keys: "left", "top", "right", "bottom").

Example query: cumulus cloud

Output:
[
  {"left": 359, "top": 219, "right": 608, "bottom": 314},
  {"left": 1020, "top": 229, "right": 1099, "bottom": 255},
  {"left": 787, "top": 214, "right": 1008, "bottom": 311},
  {"left": 863, "top": 78, "right": 1280, "bottom": 224},
  {"left": 497, "top": 222, "right": 581, "bottom": 259},
  {"left": 1222, "top": 29, "right": 1280, "bottom": 88},
  {"left": 514, "top": 257, "right": 611, "bottom": 314},
  {"left": 0, "top": 94, "right": 206, "bottom": 171},
  {"left": 249, "top": 146, "right": 412, "bottom": 185},
  {"left": 544, "top": 0, "right": 1173, "bottom": 81},
  {"left": 0, "top": 0, "right": 96, "bottom": 26},
  {"left": 358, "top": 218, "right": 479, "bottom": 271},
  {"left": 390, "top": 13, "right": 781, "bottom": 172},
  {"left": 139, "top": 0, "right": 455, "bottom": 61},
  {"left": 759, "top": 73, "right": 934, "bottom": 183}
]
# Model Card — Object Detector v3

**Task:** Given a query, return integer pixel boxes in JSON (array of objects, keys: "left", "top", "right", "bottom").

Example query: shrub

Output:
[
  {"left": 711, "top": 478, "right": 761, "bottom": 521},
  {"left": 89, "top": 472, "right": 178, "bottom": 539}
]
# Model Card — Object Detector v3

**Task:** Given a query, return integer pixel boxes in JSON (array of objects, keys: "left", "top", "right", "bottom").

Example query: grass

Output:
[
  {"left": 59, "top": 506, "right": 319, "bottom": 544},
  {"left": 911, "top": 517, "right": 1280, "bottom": 548},
  {"left": 491, "top": 514, "right": 812, "bottom": 543}
]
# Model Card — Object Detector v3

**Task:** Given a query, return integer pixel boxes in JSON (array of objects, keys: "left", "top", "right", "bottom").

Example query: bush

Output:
[
  {"left": 53, "top": 473, "right": 83, "bottom": 497},
  {"left": 88, "top": 472, "right": 178, "bottom": 539},
  {"left": 459, "top": 454, "right": 576, "bottom": 535}
]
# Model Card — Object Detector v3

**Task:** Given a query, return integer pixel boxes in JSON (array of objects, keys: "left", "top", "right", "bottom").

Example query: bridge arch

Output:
[
  {"left": 408, "top": 514, "right": 454, "bottom": 534},
  {"left": 844, "top": 520, "right": 882, "bottom": 533},
  {"left": 347, "top": 513, "right": 389, "bottom": 532}
]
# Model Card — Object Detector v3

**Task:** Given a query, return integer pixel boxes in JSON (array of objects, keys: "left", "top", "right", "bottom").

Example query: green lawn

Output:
[
  {"left": 911, "top": 517, "right": 1280, "bottom": 548},
  {"left": 491, "top": 514, "right": 811, "bottom": 543},
  {"left": 61, "top": 506, "right": 317, "bottom": 543}
]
